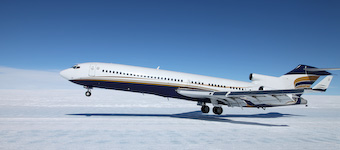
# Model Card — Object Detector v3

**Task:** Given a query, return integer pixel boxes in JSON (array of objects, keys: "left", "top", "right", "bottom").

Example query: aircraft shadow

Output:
[{"left": 68, "top": 111, "right": 299, "bottom": 127}]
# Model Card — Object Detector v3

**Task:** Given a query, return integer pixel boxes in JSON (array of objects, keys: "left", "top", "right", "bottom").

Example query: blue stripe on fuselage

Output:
[{"left": 70, "top": 80, "right": 210, "bottom": 102}]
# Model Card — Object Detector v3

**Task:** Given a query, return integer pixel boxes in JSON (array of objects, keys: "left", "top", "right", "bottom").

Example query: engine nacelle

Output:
[
  {"left": 249, "top": 73, "right": 278, "bottom": 81},
  {"left": 249, "top": 73, "right": 282, "bottom": 89}
]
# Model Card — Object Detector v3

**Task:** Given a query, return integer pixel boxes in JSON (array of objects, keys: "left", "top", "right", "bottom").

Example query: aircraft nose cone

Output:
[{"left": 60, "top": 69, "right": 73, "bottom": 80}]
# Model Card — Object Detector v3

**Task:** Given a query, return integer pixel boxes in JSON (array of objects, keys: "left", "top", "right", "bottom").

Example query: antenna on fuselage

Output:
[{"left": 157, "top": 66, "right": 160, "bottom": 70}]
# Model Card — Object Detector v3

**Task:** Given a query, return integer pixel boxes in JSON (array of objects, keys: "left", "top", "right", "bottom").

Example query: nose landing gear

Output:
[
  {"left": 85, "top": 91, "right": 91, "bottom": 97},
  {"left": 84, "top": 86, "right": 92, "bottom": 97}
]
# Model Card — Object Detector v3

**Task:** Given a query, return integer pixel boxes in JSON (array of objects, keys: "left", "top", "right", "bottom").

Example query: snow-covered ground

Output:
[{"left": 0, "top": 89, "right": 339, "bottom": 150}]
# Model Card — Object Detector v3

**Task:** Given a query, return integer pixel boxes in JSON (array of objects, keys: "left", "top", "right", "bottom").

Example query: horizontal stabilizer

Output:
[
  {"left": 285, "top": 65, "right": 332, "bottom": 75},
  {"left": 312, "top": 76, "right": 333, "bottom": 92},
  {"left": 304, "top": 68, "right": 340, "bottom": 71}
]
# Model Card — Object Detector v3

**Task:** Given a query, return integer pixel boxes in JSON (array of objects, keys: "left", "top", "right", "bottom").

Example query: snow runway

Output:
[{"left": 0, "top": 90, "right": 339, "bottom": 150}]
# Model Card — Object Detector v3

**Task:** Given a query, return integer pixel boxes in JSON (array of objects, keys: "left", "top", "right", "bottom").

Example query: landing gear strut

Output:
[{"left": 84, "top": 86, "right": 92, "bottom": 97}]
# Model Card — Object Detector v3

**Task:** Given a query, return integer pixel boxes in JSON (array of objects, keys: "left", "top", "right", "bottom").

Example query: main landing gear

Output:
[
  {"left": 84, "top": 86, "right": 92, "bottom": 97},
  {"left": 199, "top": 103, "right": 223, "bottom": 115},
  {"left": 212, "top": 107, "right": 223, "bottom": 115},
  {"left": 201, "top": 105, "right": 210, "bottom": 113}
]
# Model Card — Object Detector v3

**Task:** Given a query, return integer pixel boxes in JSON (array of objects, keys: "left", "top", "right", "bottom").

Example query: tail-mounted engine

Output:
[{"left": 249, "top": 73, "right": 283, "bottom": 90}]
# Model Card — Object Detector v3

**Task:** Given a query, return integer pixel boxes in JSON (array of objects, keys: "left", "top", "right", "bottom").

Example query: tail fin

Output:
[
  {"left": 285, "top": 65, "right": 332, "bottom": 76},
  {"left": 282, "top": 65, "right": 332, "bottom": 89}
]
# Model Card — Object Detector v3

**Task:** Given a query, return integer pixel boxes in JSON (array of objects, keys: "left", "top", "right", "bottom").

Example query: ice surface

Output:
[{"left": 0, "top": 89, "right": 339, "bottom": 150}]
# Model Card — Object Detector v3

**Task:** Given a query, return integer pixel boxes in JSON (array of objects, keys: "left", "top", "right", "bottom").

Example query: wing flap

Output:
[
  {"left": 177, "top": 88, "right": 305, "bottom": 107},
  {"left": 213, "top": 89, "right": 304, "bottom": 107},
  {"left": 213, "top": 89, "right": 304, "bottom": 97}
]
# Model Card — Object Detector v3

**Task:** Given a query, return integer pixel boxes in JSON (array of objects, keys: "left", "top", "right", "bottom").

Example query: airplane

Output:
[{"left": 60, "top": 62, "right": 339, "bottom": 115}]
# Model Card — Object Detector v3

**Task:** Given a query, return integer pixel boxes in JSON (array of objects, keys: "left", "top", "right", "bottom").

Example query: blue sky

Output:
[{"left": 1, "top": 0, "right": 340, "bottom": 94}]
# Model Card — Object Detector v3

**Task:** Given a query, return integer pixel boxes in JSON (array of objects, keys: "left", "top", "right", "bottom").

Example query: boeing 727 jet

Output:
[{"left": 60, "top": 63, "right": 338, "bottom": 115}]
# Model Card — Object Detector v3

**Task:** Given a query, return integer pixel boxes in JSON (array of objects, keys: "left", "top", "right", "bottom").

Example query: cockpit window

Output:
[{"left": 72, "top": 65, "right": 80, "bottom": 69}]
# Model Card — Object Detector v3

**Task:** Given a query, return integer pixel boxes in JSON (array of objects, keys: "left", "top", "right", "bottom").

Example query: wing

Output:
[{"left": 177, "top": 88, "right": 305, "bottom": 107}]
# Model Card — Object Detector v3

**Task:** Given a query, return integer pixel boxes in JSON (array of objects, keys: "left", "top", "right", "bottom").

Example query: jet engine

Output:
[{"left": 249, "top": 73, "right": 282, "bottom": 90}]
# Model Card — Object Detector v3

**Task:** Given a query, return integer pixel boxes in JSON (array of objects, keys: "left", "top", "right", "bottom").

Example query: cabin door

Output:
[{"left": 89, "top": 64, "right": 96, "bottom": 76}]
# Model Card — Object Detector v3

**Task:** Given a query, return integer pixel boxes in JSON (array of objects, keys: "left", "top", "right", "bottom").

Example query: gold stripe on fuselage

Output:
[{"left": 294, "top": 76, "right": 319, "bottom": 86}]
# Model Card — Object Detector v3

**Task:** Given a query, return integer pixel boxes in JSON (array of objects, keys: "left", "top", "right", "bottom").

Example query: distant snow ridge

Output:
[{"left": 0, "top": 66, "right": 79, "bottom": 89}]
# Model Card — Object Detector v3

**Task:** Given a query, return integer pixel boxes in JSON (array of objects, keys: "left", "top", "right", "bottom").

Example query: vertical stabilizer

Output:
[{"left": 281, "top": 65, "right": 331, "bottom": 89}]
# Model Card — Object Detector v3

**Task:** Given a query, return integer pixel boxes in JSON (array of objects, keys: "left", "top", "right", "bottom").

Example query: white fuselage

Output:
[
  {"left": 60, "top": 62, "right": 317, "bottom": 115},
  {"left": 60, "top": 62, "right": 258, "bottom": 101}
]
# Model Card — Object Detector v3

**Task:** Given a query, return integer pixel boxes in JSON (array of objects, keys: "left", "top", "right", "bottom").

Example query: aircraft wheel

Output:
[
  {"left": 85, "top": 91, "right": 91, "bottom": 97},
  {"left": 201, "top": 105, "right": 210, "bottom": 113},
  {"left": 213, "top": 107, "right": 223, "bottom": 115}
]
